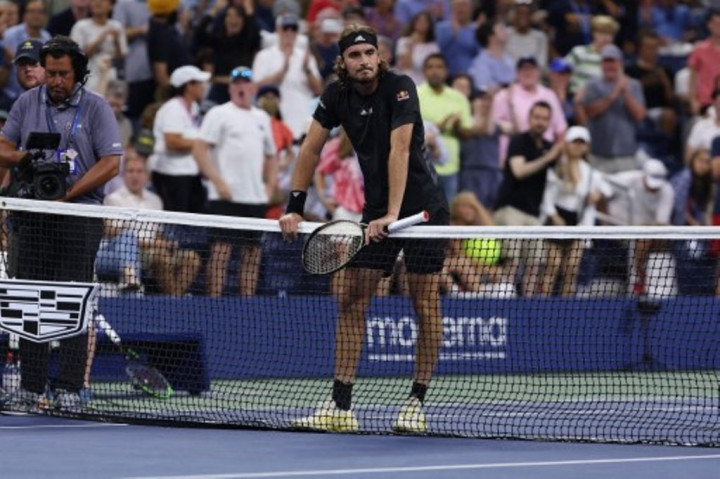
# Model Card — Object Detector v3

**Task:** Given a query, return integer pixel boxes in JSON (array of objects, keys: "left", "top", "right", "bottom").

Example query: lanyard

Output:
[{"left": 43, "top": 89, "right": 83, "bottom": 151}]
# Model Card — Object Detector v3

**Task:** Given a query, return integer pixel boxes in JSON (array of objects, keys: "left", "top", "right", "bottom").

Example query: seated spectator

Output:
[
  {"left": 460, "top": 89, "right": 502, "bottom": 209},
  {"left": 506, "top": 0, "right": 548, "bottom": 69},
  {"left": 625, "top": 30, "right": 678, "bottom": 155},
  {"left": 686, "top": 89, "right": 720, "bottom": 163},
  {"left": 70, "top": 0, "right": 129, "bottom": 94},
  {"left": 605, "top": 159, "right": 674, "bottom": 294},
  {"left": 564, "top": 15, "right": 619, "bottom": 95},
  {"left": 395, "top": 11, "right": 439, "bottom": 85},
  {"left": 96, "top": 154, "right": 202, "bottom": 296},
  {"left": 494, "top": 101, "right": 563, "bottom": 296},
  {"left": 469, "top": 18, "right": 516, "bottom": 93},
  {"left": 547, "top": 58, "right": 576, "bottom": 125},
  {"left": 442, "top": 191, "right": 510, "bottom": 296},
  {"left": 577, "top": 44, "right": 647, "bottom": 174},
  {"left": 434, "top": 0, "right": 479, "bottom": 76},
  {"left": 540, "top": 126, "right": 612, "bottom": 296},
  {"left": 492, "top": 56, "right": 567, "bottom": 163}
]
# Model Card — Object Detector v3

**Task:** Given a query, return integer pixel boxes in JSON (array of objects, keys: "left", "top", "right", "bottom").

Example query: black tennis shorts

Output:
[{"left": 348, "top": 209, "right": 449, "bottom": 275}]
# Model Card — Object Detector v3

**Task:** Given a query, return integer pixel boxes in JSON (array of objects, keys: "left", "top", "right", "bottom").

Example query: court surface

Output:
[{"left": 2, "top": 414, "right": 719, "bottom": 479}]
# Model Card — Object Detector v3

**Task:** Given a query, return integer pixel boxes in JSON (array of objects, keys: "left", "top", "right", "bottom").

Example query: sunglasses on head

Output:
[{"left": 230, "top": 67, "right": 252, "bottom": 82}]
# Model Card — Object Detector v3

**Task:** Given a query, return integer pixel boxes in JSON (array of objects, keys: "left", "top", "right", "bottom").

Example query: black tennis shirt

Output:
[{"left": 313, "top": 71, "right": 448, "bottom": 219}]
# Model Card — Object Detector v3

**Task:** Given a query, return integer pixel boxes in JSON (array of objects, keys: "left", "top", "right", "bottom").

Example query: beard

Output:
[{"left": 350, "top": 67, "right": 378, "bottom": 84}]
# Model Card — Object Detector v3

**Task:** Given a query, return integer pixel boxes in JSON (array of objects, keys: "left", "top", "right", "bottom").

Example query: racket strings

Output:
[{"left": 303, "top": 222, "right": 365, "bottom": 275}]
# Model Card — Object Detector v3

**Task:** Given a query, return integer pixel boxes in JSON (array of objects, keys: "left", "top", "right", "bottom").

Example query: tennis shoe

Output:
[
  {"left": 292, "top": 399, "right": 359, "bottom": 432},
  {"left": 392, "top": 397, "right": 427, "bottom": 434},
  {"left": 55, "top": 389, "right": 82, "bottom": 412}
]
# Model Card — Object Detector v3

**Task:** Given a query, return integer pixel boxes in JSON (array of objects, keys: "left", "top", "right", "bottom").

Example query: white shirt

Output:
[
  {"left": 252, "top": 44, "right": 320, "bottom": 139},
  {"left": 150, "top": 98, "right": 201, "bottom": 176},
  {"left": 541, "top": 160, "right": 612, "bottom": 226},
  {"left": 70, "top": 18, "right": 129, "bottom": 93},
  {"left": 198, "top": 103, "right": 275, "bottom": 204},
  {"left": 103, "top": 185, "right": 163, "bottom": 240},
  {"left": 686, "top": 116, "right": 720, "bottom": 152},
  {"left": 606, "top": 170, "right": 675, "bottom": 225}
]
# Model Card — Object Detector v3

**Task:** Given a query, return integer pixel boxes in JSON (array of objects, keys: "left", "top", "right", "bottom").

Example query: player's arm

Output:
[{"left": 279, "top": 119, "right": 330, "bottom": 240}]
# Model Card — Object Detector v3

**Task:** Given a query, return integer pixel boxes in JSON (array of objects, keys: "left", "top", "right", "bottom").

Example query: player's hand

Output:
[
  {"left": 279, "top": 212, "right": 303, "bottom": 242},
  {"left": 367, "top": 214, "right": 397, "bottom": 243}
]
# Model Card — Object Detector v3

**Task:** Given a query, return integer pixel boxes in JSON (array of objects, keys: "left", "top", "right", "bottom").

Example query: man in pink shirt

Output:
[
  {"left": 688, "top": 10, "right": 720, "bottom": 115},
  {"left": 492, "top": 56, "right": 567, "bottom": 163}
]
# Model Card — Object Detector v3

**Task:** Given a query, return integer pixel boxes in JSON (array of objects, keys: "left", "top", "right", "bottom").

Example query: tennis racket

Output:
[
  {"left": 302, "top": 211, "right": 430, "bottom": 275},
  {"left": 95, "top": 314, "right": 174, "bottom": 399}
]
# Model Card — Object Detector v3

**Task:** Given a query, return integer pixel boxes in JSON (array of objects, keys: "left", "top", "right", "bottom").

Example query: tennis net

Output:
[{"left": 0, "top": 197, "right": 718, "bottom": 446}]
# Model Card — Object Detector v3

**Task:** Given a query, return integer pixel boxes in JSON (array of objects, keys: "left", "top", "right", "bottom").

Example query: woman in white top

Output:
[
  {"left": 394, "top": 11, "right": 440, "bottom": 85},
  {"left": 540, "top": 126, "right": 612, "bottom": 296}
]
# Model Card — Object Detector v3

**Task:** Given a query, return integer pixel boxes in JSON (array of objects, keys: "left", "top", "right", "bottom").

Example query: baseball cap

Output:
[
  {"left": 565, "top": 126, "right": 591, "bottom": 143},
  {"left": 320, "top": 18, "right": 343, "bottom": 34},
  {"left": 516, "top": 56, "right": 538, "bottom": 69},
  {"left": 230, "top": 66, "right": 253, "bottom": 83},
  {"left": 133, "top": 129, "right": 155, "bottom": 157},
  {"left": 257, "top": 84, "right": 280, "bottom": 97},
  {"left": 600, "top": 44, "right": 623, "bottom": 61},
  {"left": 170, "top": 65, "right": 210, "bottom": 88},
  {"left": 13, "top": 39, "right": 42, "bottom": 64},
  {"left": 276, "top": 13, "right": 299, "bottom": 29},
  {"left": 148, "top": 0, "right": 179, "bottom": 16},
  {"left": 642, "top": 159, "right": 668, "bottom": 190},
  {"left": 548, "top": 58, "right": 572, "bottom": 73}
]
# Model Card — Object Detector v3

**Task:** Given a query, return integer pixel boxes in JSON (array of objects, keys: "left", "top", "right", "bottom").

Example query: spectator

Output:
[
  {"left": 417, "top": 53, "right": 473, "bottom": 200},
  {"left": 506, "top": 0, "right": 549, "bottom": 69},
  {"left": 0, "top": 0, "right": 19, "bottom": 34},
  {"left": 564, "top": 15, "right": 619, "bottom": 94},
  {"left": 310, "top": 18, "right": 342, "bottom": 80},
  {"left": 315, "top": 127, "right": 364, "bottom": 222},
  {"left": 577, "top": 44, "right": 647, "bottom": 174},
  {"left": 105, "top": 79, "right": 133, "bottom": 148},
  {"left": 253, "top": 13, "right": 323, "bottom": 140},
  {"left": 70, "top": 0, "right": 129, "bottom": 94},
  {"left": 193, "top": 66, "right": 277, "bottom": 297},
  {"left": 493, "top": 101, "right": 563, "bottom": 297},
  {"left": 639, "top": 0, "right": 693, "bottom": 47},
  {"left": 147, "top": 0, "right": 193, "bottom": 91},
  {"left": 625, "top": 30, "right": 678, "bottom": 145},
  {"left": 686, "top": 88, "right": 720, "bottom": 162},
  {"left": 469, "top": 19, "right": 515, "bottom": 93},
  {"left": 196, "top": 3, "right": 261, "bottom": 105},
  {"left": 394, "top": 0, "right": 448, "bottom": 26},
  {"left": 97, "top": 154, "right": 202, "bottom": 296},
  {"left": 450, "top": 72, "right": 474, "bottom": 98},
  {"left": 150, "top": 65, "right": 209, "bottom": 213},
  {"left": 48, "top": 0, "right": 91, "bottom": 37},
  {"left": 547, "top": 58, "right": 576, "bottom": 124},
  {"left": 434, "top": 0, "right": 479, "bottom": 76},
  {"left": 605, "top": 159, "right": 674, "bottom": 294},
  {"left": 395, "top": 11, "right": 439, "bottom": 85},
  {"left": 364, "top": 0, "right": 402, "bottom": 42},
  {"left": 460, "top": 89, "right": 502, "bottom": 209},
  {"left": 547, "top": 0, "right": 607, "bottom": 57},
  {"left": 671, "top": 148, "right": 714, "bottom": 226},
  {"left": 2, "top": 0, "right": 51, "bottom": 104},
  {"left": 492, "top": 56, "right": 567, "bottom": 163},
  {"left": 540, "top": 125, "right": 611, "bottom": 296},
  {"left": 112, "top": 0, "right": 153, "bottom": 123},
  {"left": 687, "top": 9, "right": 720, "bottom": 115}
]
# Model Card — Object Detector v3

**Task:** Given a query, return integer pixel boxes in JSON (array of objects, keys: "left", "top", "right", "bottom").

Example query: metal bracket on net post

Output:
[{"left": 0, "top": 278, "right": 99, "bottom": 343}]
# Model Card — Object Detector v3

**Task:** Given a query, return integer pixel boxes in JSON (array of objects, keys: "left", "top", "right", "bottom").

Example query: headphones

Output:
[{"left": 39, "top": 36, "right": 89, "bottom": 85}]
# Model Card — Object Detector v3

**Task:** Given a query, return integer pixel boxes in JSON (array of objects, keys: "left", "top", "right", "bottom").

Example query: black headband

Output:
[{"left": 338, "top": 31, "right": 378, "bottom": 55}]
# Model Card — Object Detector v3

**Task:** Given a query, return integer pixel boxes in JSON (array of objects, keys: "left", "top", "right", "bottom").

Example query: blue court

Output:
[{"left": 2, "top": 414, "right": 719, "bottom": 479}]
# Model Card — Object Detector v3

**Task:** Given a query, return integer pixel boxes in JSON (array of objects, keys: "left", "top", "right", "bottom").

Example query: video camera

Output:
[{"left": 9, "top": 132, "right": 71, "bottom": 201}]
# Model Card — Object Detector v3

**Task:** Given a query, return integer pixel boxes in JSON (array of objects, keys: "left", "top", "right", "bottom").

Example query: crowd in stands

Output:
[{"left": 3, "top": 0, "right": 720, "bottom": 298}]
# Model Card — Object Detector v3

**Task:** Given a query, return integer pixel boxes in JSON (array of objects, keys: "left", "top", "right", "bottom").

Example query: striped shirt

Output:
[{"left": 565, "top": 44, "right": 602, "bottom": 94}]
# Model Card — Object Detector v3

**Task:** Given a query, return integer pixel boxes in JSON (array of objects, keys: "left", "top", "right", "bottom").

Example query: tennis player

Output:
[{"left": 279, "top": 24, "right": 449, "bottom": 434}]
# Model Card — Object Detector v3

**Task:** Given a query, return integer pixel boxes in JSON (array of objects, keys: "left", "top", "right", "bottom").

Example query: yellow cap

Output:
[{"left": 148, "top": 0, "right": 179, "bottom": 16}]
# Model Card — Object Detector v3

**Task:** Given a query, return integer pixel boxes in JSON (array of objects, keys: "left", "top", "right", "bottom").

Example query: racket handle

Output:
[
  {"left": 387, "top": 210, "right": 430, "bottom": 233},
  {"left": 95, "top": 314, "right": 122, "bottom": 346}
]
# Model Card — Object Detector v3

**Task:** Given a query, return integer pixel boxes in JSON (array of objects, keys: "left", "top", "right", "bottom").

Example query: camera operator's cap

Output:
[
  {"left": 133, "top": 129, "right": 155, "bottom": 157},
  {"left": 600, "top": 44, "right": 623, "bottom": 62},
  {"left": 565, "top": 125, "right": 591, "bottom": 144},
  {"left": 643, "top": 159, "right": 668, "bottom": 190},
  {"left": 230, "top": 66, "right": 253, "bottom": 83},
  {"left": 13, "top": 39, "right": 42, "bottom": 65},
  {"left": 549, "top": 58, "right": 572, "bottom": 73},
  {"left": 170, "top": 65, "right": 211, "bottom": 88}
]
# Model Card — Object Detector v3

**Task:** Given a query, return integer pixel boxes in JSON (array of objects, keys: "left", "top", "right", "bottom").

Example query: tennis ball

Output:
[{"left": 462, "top": 238, "right": 501, "bottom": 265}]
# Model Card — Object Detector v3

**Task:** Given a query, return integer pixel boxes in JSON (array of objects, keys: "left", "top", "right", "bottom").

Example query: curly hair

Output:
[{"left": 333, "top": 24, "right": 389, "bottom": 89}]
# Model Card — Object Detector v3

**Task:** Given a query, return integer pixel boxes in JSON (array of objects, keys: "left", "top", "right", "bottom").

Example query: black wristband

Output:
[{"left": 285, "top": 190, "right": 307, "bottom": 216}]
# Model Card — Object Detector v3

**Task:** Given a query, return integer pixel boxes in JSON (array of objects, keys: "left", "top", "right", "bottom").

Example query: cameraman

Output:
[{"left": 0, "top": 36, "right": 121, "bottom": 411}]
